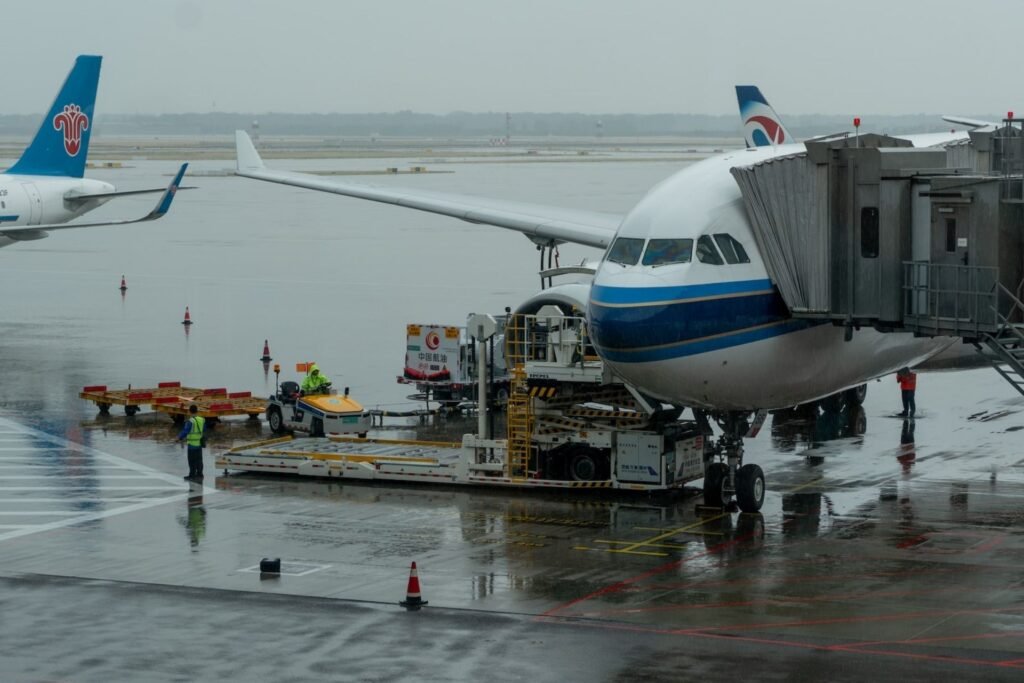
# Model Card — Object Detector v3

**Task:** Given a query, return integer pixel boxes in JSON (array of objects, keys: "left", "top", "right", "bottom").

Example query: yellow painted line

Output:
[
  {"left": 786, "top": 477, "right": 824, "bottom": 494},
  {"left": 632, "top": 526, "right": 725, "bottom": 535},
  {"left": 593, "top": 539, "right": 689, "bottom": 550},
  {"left": 601, "top": 548, "right": 669, "bottom": 557},
  {"left": 613, "top": 512, "right": 729, "bottom": 554},
  {"left": 573, "top": 513, "right": 729, "bottom": 556}
]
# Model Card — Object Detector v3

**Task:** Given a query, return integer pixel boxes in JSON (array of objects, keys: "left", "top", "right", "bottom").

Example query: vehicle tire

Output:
[
  {"left": 310, "top": 417, "right": 324, "bottom": 438},
  {"left": 124, "top": 405, "right": 139, "bottom": 417},
  {"left": 569, "top": 451, "right": 599, "bottom": 481},
  {"left": 97, "top": 402, "right": 111, "bottom": 414},
  {"left": 845, "top": 383, "right": 868, "bottom": 406},
  {"left": 495, "top": 386, "right": 509, "bottom": 407},
  {"left": 703, "top": 462, "right": 729, "bottom": 507},
  {"left": 267, "top": 406, "right": 285, "bottom": 433},
  {"left": 849, "top": 405, "right": 867, "bottom": 435},
  {"left": 735, "top": 463, "right": 766, "bottom": 513}
]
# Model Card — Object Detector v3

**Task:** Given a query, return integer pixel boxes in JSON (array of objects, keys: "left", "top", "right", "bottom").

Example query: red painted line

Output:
[
  {"left": 629, "top": 567, "right": 957, "bottom": 593},
  {"left": 835, "top": 630, "right": 1024, "bottom": 650},
  {"left": 576, "top": 585, "right": 963, "bottom": 619},
  {"left": 671, "top": 605, "right": 1024, "bottom": 635},
  {"left": 996, "top": 658, "right": 1024, "bottom": 666}
]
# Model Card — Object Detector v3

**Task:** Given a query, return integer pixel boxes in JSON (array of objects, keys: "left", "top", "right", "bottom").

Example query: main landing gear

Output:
[{"left": 697, "top": 410, "right": 766, "bottom": 513}]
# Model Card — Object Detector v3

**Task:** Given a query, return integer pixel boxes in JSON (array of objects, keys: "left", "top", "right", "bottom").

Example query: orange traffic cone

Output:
[
  {"left": 260, "top": 339, "right": 272, "bottom": 362},
  {"left": 119, "top": 275, "right": 127, "bottom": 292},
  {"left": 182, "top": 306, "right": 193, "bottom": 325},
  {"left": 399, "top": 561, "right": 428, "bottom": 610}
]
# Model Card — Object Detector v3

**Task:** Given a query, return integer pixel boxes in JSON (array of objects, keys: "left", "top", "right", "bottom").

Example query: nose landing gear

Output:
[{"left": 698, "top": 410, "right": 767, "bottom": 513}]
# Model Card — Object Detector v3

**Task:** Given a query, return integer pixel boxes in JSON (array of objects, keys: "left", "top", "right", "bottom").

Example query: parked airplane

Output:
[
  {"left": 0, "top": 55, "right": 187, "bottom": 249},
  {"left": 234, "top": 110, "right": 967, "bottom": 509}
]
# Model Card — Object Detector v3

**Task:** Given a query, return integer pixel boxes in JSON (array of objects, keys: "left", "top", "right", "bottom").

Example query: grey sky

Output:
[{"left": 6, "top": 0, "right": 1021, "bottom": 116}]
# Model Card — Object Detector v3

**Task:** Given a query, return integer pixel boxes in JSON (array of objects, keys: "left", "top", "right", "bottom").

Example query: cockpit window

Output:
[
  {"left": 713, "top": 234, "right": 751, "bottom": 264},
  {"left": 606, "top": 237, "right": 645, "bottom": 266},
  {"left": 642, "top": 238, "right": 693, "bottom": 266},
  {"left": 696, "top": 235, "right": 724, "bottom": 265}
]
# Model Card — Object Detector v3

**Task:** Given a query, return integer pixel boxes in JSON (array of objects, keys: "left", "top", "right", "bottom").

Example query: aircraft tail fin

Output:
[
  {"left": 735, "top": 85, "right": 794, "bottom": 148},
  {"left": 6, "top": 55, "right": 102, "bottom": 178},
  {"left": 235, "top": 130, "right": 266, "bottom": 172}
]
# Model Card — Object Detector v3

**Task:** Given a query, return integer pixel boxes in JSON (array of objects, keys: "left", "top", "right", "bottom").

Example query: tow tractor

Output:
[{"left": 265, "top": 363, "right": 371, "bottom": 438}]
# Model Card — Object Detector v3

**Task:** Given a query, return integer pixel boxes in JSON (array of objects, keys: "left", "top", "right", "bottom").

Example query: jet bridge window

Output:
[
  {"left": 860, "top": 207, "right": 879, "bottom": 258},
  {"left": 696, "top": 235, "right": 724, "bottom": 265},
  {"left": 713, "top": 234, "right": 750, "bottom": 264},
  {"left": 606, "top": 237, "right": 645, "bottom": 266},
  {"left": 642, "top": 238, "right": 693, "bottom": 266}
]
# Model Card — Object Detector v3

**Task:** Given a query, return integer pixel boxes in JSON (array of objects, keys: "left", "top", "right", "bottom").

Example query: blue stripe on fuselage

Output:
[
  {"left": 591, "top": 279, "right": 774, "bottom": 306},
  {"left": 588, "top": 281, "right": 819, "bottom": 362},
  {"left": 0, "top": 215, "right": 20, "bottom": 222}
]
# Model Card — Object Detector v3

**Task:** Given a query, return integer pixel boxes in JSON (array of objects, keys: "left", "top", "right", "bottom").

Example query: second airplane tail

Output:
[
  {"left": 735, "top": 85, "right": 793, "bottom": 148},
  {"left": 6, "top": 55, "right": 102, "bottom": 178}
]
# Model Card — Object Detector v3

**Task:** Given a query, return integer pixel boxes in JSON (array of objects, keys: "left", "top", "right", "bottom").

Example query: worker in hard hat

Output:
[{"left": 301, "top": 363, "right": 332, "bottom": 395}]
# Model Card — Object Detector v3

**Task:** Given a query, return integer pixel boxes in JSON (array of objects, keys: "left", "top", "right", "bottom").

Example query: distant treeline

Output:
[{"left": 0, "top": 111, "right": 989, "bottom": 138}]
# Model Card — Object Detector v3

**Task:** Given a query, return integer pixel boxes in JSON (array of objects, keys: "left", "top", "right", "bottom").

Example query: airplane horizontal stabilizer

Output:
[
  {"left": 941, "top": 115, "right": 996, "bottom": 129},
  {"left": 0, "top": 163, "right": 188, "bottom": 237}
]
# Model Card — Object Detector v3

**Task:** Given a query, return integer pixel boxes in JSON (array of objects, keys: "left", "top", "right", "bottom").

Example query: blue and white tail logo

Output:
[
  {"left": 735, "top": 85, "right": 793, "bottom": 148},
  {"left": 6, "top": 55, "right": 101, "bottom": 178}
]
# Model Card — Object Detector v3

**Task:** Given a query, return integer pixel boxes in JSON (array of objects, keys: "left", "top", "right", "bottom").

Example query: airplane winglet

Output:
[
  {"left": 146, "top": 163, "right": 189, "bottom": 220},
  {"left": 235, "top": 131, "right": 265, "bottom": 172}
]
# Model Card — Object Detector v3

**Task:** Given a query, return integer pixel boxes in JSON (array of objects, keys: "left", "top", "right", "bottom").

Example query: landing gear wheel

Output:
[
  {"left": 124, "top": 405, "right": 139, "bottom": 417},
  {"left": 703, "top": 462, "right": 729, "bottom": 508},
  {"left": 310, "top": 417, "right": 325, "bottom": 438},
  {"left": 735, "top": 463, "right": 766, "bottom": 513},
  {"left": 570, "top": 452, "right": 599, "bottom": 481},
  {"left": 495, "top": 387, "right": 510, "bottom": 407},
  {"left": 267, "top": 406, "right": 285, "bottom": 433},
  {"left": 846, "top": 383, "right": 868, "bottom": 406}
]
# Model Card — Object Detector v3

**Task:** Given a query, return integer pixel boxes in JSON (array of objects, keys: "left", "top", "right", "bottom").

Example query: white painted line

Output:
[
  {"left": 0, "top": 525, "right": 28, "bottom": 529},
  {"left": 0, "top": 511, "right": 84, "bottom": 517},
  {"left": 0, "top": 447, "right": 71, "bottom": 451},
  {"left": 0, "top": 475, "right": 179, "bottom": 480},
  {"left": 0, "top": 498, "right": 164, "bottom": 504},
  {"left": 238, "top": 562, "right": 333, "bottom": 577},
  {"left": 0, "top": 486, "right": 184, "bottom": 491},
  {"left": 0, "top": 465, "right": 133, "bottom": 470},
  {"left": 0, "top": 415, "right": 214, "bottom": 543}
]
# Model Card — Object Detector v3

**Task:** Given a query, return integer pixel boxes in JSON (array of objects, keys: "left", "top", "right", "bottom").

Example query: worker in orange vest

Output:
[{"left": 897, "top": 367, "right": 917, "bottom": 418}]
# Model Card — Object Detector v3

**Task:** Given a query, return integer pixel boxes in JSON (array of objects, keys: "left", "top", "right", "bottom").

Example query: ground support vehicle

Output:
[
  {"left": 80, "top": 382, "right": 220, "bottom": 416},
  {"left": 265, "top": 379, "right": 371, "bottom": 438},
  {"left": 223, "top": 314, "right": 709, "bottom": 493},
  {"left": 398, "top": 322, "right": 509, "bottom": 409},
  {"left": 151, "top": 391, "right": 266, "bottom": 423}
]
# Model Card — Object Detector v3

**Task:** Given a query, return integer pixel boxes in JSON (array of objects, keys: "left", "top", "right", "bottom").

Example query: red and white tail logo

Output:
[{"left": 53, "top": 103, "right": 89, "bottom": 156}]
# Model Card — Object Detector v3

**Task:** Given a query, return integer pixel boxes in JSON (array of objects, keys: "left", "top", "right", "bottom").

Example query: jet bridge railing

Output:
[{"left": 902, "top": 262, "right": 999, "bottom": 338}]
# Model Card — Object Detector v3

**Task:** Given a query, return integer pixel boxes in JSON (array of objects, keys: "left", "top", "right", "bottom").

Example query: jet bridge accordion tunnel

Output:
[{"left": 730, "top": 129, "right": 1024, "bottom": 340}]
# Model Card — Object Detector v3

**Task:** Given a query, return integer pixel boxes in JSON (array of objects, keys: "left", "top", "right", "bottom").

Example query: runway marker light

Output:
[
  {"left": 182, "top": 306, "right": 193, "bottom": 325},
  {"left": 399, "top": 561, "right": 428, "bottom": 610}
]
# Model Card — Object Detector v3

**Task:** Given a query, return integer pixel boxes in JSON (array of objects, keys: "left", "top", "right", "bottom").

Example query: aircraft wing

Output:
[
  {"left": 941, "top": 115, "right": 996, "bottom": 129},
  {"left": 0, "top": 163, "right": 188, "bottom": 238},
  {"left": 234, "top": 131, "right": 619, "bottom": 249}
]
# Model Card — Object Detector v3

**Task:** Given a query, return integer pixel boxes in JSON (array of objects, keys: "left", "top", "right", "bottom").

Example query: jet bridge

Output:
[{"left": 731, "top": 124, "right": 1024, "bottom": 394}]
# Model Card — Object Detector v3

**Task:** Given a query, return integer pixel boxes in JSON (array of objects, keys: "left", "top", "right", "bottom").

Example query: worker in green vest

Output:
[
  {"left": 177, "top": 404, "right": 206, "bottom": 480},
  {"left": 301, "top": 363, "right": 332, "bottom": 395}
]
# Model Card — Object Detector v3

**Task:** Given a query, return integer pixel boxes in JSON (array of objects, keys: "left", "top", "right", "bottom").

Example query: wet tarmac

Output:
[{"left": 2, "top": 144, "right": 1024, "bottom": 680}]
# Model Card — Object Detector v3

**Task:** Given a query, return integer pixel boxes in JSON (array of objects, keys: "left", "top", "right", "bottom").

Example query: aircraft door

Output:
[
  {"left": 931, "top": 203, "right": 971, "bottom": 319},
  {"left": 19, "top": 183, "right": 42, "bottom": 225}
]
